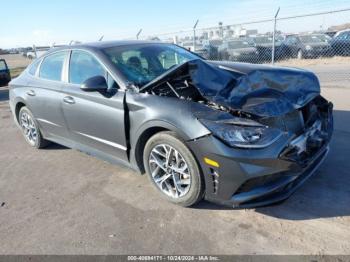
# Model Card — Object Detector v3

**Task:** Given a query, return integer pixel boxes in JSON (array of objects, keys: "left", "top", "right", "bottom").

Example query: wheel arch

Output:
[
  {"left": 132, "top": 120, "right": 193, "bottom": 174},
  {"left": 14, "top": 100, "right": 27, "bottom": 123}
]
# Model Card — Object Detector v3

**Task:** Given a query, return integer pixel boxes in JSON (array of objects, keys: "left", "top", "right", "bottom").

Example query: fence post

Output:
[
  {"left": 272, "top": 7, "right": 280, "bottom": 65},
  {"left": 136, "top": 29, "right": 142, "bottom": 40},
  {"left": 33, "top": 45, "right": 37, "bottom": 58},
  {"left": 193, "top": 19, "right": 199, "bottom": 52}
]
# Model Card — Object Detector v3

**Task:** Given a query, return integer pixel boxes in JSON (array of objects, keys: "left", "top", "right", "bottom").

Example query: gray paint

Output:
[{"left": 8, "top": 41, "right": 333, "bottom": 207}]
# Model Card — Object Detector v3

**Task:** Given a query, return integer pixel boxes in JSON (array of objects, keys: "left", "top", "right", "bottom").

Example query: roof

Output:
[
  {"left": 73, "top": 40, "right": 163, "bottom": 49},
  {"left": 45, "top": 40, "right": 166, "bottom": 55},
  {"left": 334, "top": 28, "right": 350, "bottom": 37}
]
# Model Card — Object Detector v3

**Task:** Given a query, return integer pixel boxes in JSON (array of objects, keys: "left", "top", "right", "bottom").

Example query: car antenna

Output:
[{"left": 99, "top": 35, "right": 104, "bottom": 41}]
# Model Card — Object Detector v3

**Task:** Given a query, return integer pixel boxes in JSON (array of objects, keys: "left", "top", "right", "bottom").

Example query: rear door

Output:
[
  {"left": 26, "top": 51, "right": 70, "bottom": 140},
  {"left": 61, "top": 50, "right": 128, "bottom": 162}
]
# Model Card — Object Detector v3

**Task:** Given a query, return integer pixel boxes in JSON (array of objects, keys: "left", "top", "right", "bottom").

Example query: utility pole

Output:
[
  {"left": 193, "top": 19, "right": 199, "bottom": 51},
  {"left": 136, "top": 29, "right": 143, "bottom": 40},
  {"left": 33, "top": 45, "right": 37, "bottom": 58},
  {"left": 272, "top": 7, "right": 280, "bottom": 65}
]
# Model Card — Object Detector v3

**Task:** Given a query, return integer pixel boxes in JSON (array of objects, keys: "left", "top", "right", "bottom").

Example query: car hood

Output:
[
  {"left": 303, "top": 42, "right": 330, "bottom": 47},
  {"left": 227, "top": 47, "right": 257, "bottom": 54},
  {"left": 140, "top": 59, "right": 320, "bottom": 117},
  {"left": 256, "top": 43, "right": 281, "bottom": 48}
]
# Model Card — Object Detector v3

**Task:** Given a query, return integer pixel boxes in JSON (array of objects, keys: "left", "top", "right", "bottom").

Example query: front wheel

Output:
[
  {"left": 18, "top": 107, "right": 50, "bottom": 149},
  {"left": 143, "top": 131, "right": 204, "bottom": 207}
]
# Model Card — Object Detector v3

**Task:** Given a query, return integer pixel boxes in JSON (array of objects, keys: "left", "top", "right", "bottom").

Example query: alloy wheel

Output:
[
  {"left": 148, "top": 144, "right": 191, "bottom": 198},
  {"left": 20, "top": 112, "right": 37, "bottom": 146}
]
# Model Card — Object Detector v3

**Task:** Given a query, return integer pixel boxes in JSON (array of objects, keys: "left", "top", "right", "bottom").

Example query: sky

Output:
[{"left": 1, "top": 0, "right": 350, "bottom": 48}]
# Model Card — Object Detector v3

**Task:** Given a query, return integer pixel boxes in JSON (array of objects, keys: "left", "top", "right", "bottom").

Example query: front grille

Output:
[{"left": 280, "top": 97, "right": 333, "bottom": 166}]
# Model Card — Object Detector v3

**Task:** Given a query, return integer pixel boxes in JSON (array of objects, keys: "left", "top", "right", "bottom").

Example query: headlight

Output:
[
  {"left": 305, "top": 45, "right": 312, "bottom": 50},
  {"left": 200, "top": 118, "right": 283, "bottom": 148}
]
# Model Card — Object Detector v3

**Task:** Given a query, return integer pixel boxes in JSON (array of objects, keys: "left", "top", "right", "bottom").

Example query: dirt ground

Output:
[
  {"left": 0, "top": 86, "right": 349, "bottom": 255},
  {"left": 0, "top": 54, "right": 31, "bottom": 69}
]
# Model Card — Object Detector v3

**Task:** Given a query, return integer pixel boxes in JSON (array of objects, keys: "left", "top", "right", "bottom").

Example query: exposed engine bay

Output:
[{"left": 138, "top": 59, "right": 333, "bottom": 162}]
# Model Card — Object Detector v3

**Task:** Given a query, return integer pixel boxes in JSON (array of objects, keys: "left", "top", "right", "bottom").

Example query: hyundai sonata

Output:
[{"left": 9, "top": 41, "right": 333, "bottom": 207}]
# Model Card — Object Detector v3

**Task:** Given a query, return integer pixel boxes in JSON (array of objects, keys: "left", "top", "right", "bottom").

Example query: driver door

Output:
[{"left": 61, "top": 50, "right": 128, "bottom": 162}]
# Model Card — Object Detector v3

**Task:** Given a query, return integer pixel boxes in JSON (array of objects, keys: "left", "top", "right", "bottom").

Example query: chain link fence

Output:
[
  {"left": 148, "top": 8, "right": 350, "bottom": 87},
  {"left": 1, "top": 8, "right": 350, "bottom": 88}
]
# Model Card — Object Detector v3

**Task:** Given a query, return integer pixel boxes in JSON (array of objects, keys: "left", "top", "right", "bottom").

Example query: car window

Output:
[
  {"left": 157, "top": 50, "right": 188, "bottom": 70},
  {"left": 28, "top": 59, "right": 41, "bottom": 75},
  {"left": 337, "top": 32, "right": 349, "bottom": 40},
  {"left": 286, "top": 37, "right": 297, "bottom": 44},
  {"left": 103, "top": 44, "right": 199, "bottom": 86},
  {"left": 121, "top": 50, "right": 149, "bottom": 70},
  {"left": 69, "top": 50, "right": 106, "bottom": 85},
  {"left": 0, "top": 60, "right": 8, "bottom": 71},
  {"left": 227, "top": 41, "right": 250, "bottom": 49},
  {"left": 299, "top": 35, "right": 322, "bottom": 43},
  {"left": 39, "top": 52, "right": 67, "bottom": 81}
]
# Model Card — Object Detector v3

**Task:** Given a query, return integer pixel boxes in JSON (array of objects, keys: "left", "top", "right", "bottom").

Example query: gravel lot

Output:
[
  {"left": 0, "top": 54, "right": 31, "bottom": 69},
  {"left": 0, "top": 85, "right": 349, "bottom": 255}
]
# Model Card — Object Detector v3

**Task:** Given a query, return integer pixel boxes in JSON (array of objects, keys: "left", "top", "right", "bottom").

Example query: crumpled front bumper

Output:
[
  {"left": 186, "top": 99, "right": 333, "bottom": 208},
  {"left": 229, "top": 145, "right": 329, "bottom": 208}
]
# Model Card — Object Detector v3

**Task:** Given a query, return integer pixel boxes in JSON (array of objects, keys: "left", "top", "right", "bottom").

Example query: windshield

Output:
[
  {"left": 227, "top": 40, "right": 250, "bottom": 49},
  {"left": 255, "top": 36, "right": 273, "bottom": 44},
  {"left": 314, "top": 34, "right": 331, "bottom": 42},
  {"left": 103, "top": 44, "right": 199, "bottom": 86},
  {"left": 254, "top": 36, "right": 283, "bottom": 44},
  {"left": 209, "top": 40, "right": 223, "bottom": 46},
  {"left": 299, "top": 35, "right": 323, "bottom": 43}
]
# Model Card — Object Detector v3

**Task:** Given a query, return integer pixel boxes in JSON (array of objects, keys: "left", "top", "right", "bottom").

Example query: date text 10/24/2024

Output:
[{"left": 127, "top": 256, "right": 220, "bottom": 261}]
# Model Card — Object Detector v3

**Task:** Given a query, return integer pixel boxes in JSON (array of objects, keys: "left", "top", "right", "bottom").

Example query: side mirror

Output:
[{"left": 80, "top": 75, "right": 107, "bottom": 92}]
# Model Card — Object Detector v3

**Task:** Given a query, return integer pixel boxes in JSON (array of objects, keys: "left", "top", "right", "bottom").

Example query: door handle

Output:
[
  {"left": 63, "top": 96, "right": 75, "bottom": 104},
  {"left": 26, "top": 90, "right": 36, "bottom": 96}
]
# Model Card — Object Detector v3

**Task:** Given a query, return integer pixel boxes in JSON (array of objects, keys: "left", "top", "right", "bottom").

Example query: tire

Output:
[
  {"left": 18, "top": 107, "right": 50, "bottom": 149},
  {"left": 297, "top": 49, "right": 303, "bottom": 59},
  {"left": 143, "top": 131, "right": 204, "bottom": 207}
]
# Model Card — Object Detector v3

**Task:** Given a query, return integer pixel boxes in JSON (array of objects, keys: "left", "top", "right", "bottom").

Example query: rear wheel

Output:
[
  {"left": 18, "top": 107, "right": 50, "bottom": 149},
  {"left": 143, "top": 131, "right": 204, "bottom": 207}
]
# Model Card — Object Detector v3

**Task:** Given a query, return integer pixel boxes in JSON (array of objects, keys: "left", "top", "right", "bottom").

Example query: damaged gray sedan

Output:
[{"left": 9, "top": 41, "right": 333, "bottom": 207}]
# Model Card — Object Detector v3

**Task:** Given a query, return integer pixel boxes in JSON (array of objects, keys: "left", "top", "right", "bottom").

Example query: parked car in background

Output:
[
  {"left": 281, "top": 34, "right": 332, "bottom": 59},
  {"left": 313, "top": 33, "right": 332, "bottom": 43},
  {"left": 180, "top": 41, "right": 200, "bottom": 52},
  {"left": 218, "top": 39, "right": 258, "bottom": 62},
  {"left": 330, "top": 29, "right": 350, "bottom": 56},
  {"left": 180, "top": 41, "right": 211, "bottom": 59},
  {"left": 0, "top": 59, "right": 11, "bottom": 87},
  {"left": 201, "top": 39, "right": 222, "bottom": 60},
  {"left": 251, "top": 35, "right": 284, "bottom": 61}
]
